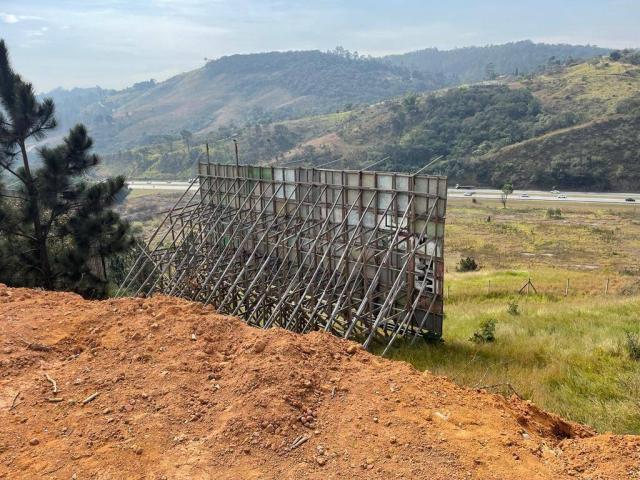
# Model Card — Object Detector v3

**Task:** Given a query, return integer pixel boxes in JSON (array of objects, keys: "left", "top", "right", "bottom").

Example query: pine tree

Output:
[{"left": 0, "top": 40, "right": 133, "bottom": 297}]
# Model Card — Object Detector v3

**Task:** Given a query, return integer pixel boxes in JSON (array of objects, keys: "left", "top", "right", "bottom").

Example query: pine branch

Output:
[
  {"left": 0, "top": 161, "right": 26, "bottom": 184},
  {"left": 7, "top": 229, "right": 37, "bottom": 242}
]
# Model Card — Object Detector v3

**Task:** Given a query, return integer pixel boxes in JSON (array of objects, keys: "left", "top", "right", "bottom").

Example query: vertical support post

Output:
[{"left": 233, "top": 139, "right": 239, "bottom": 167}]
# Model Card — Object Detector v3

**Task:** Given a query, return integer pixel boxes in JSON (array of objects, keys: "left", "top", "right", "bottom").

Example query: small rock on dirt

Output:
[{"left": 253, "top": 339, "right": 268, "bottom": 354}]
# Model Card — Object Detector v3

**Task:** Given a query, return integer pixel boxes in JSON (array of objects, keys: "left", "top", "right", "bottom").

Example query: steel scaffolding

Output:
[{"left": 119, "top": 162, "right": 447, "bottom": 352}]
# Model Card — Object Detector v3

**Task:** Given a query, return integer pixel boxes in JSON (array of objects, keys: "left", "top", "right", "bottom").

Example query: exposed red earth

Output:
[{"left": 1, "top": 284, "right": 638, "bottom": 479}]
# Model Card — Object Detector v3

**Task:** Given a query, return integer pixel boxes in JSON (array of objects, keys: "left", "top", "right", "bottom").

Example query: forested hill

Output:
[
  {"left": 43, "top": 41, "right": 609, "bottom": 154},
  {"left": 384, "top": 40, "right": 610, "bottom": 84},
  {"left": 43, "top": 50, "right": 442, "bottom": 151},
  {"left": 101, "top": 55, "right": 640, "bottom": 192}
]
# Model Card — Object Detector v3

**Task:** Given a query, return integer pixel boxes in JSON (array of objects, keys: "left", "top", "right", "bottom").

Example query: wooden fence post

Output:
[{"left": 565, "top": 278, "right": 569, "bottom": 297}]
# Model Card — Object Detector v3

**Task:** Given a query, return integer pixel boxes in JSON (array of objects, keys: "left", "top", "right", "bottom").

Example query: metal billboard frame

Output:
[{"left": 119, "top": 161, "right": 447, "bottom": 353}]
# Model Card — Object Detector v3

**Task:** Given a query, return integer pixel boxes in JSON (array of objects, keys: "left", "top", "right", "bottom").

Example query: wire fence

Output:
[{"left": 444, "top": 274, "right": 637, "bottom": 301}]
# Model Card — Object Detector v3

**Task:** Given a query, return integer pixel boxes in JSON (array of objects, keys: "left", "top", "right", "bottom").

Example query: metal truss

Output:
[{"left": 119, "top": 163, "right": 447, "bottom": 352}]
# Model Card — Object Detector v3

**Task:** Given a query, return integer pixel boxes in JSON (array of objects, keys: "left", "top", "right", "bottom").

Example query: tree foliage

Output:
[
  {"left": 500, "top": 182, "right": 514, "bottom": 208},
  {"left": 0, "top": 40, "right": 133, "bottom": 297},
  {"left": 608, "top": 49, "right": 640, "bottom": 66},
  {"left": 380, "top": 85, "right": 545, "bottom": 171},
  {"left": 470, "top": 319, "right": 496, "bottom": 344}
]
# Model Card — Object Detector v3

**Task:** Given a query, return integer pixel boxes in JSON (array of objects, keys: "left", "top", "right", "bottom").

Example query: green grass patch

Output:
[{"left": 387, "top": 292, "right": 640, "bottom": 433}]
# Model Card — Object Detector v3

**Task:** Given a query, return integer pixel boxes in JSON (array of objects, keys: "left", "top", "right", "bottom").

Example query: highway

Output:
[
  {"left": 127, "top": 180, "right": 195, "bottom": 191},
  {"left": 447, "top": 189, "right": 640, "bottom": 204},
  {"left": 126, "top": 181, "right": 640, "bottom": 205}
]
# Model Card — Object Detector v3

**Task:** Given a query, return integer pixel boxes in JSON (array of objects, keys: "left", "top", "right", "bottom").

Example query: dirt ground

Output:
[{"left": 0, "top": 285, "right": 638, "bottom": 479}]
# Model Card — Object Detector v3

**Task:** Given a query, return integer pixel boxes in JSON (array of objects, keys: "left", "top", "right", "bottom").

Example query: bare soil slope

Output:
[{"left": 0, "top": 285, "right": 638, "bottom": 479}]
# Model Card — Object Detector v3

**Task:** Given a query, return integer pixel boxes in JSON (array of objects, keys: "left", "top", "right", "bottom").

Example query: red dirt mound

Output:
[{"left": 0, "top": 285, "right": 638, "bottom": 479}]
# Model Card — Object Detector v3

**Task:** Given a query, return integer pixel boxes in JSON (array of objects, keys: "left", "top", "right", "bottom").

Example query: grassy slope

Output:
[
  {"left": 470, "top": 113, "right": 640, "bottom": 190},
  {"left": 527, "top": 60, "right": 640, "bottom": 117},
  {"left": 385, "top": 198, "right": 640, "bottom": 434},
  {"left": 464, "top": 60, "right": 640, "bottom": 190},
  {"left": 389, "top": 293, "right": 640, "bottom": 434},
  {"left": 100, "top": 109, "right": 359, "bottom": 178}
]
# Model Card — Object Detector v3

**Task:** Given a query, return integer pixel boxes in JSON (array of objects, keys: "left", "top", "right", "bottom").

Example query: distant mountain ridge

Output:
[
  {"left": 383, "top": 40, "right": 610, "bottom": 83},
  {"left": 40, "top": 41, "right": 611, "bottom": 154}
]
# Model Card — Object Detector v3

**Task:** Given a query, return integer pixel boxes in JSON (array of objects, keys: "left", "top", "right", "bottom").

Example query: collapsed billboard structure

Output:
[{"left": 119, "top": 162, "right": 447, "bottom": 353}]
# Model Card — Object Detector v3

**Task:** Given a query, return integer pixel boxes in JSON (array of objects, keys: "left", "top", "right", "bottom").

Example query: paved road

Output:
[
  {"left": 448, "top": 190, "right": 640, "bottom": 204},
  {"left": 127, "top": 180, "right": 195, "bottom": 191},
  {"left": 126, "top": 181, "right": 640, "bottom": 205}
]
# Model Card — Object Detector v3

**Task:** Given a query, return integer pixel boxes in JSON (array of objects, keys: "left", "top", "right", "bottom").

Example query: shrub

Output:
[
  {"left": 546, "top": 208, "right": 562, "bottom": 219},
  {"left": 609, "top": 50, "right": 622, "bottom": 61},
  {"left": 470, "top": 319, "right": 496, "bottom": 343},
  {"left": 507, "top": 301, "right": 520, "bottom": 316},
  {"left": 625, "top": 332, "right": 640, "bottom": 360},
  {"left": 456, "top": 257, "right": 479, "bottom": 272},
  {"left": 422, "top": 330, "right": 444, "bottom": 344},
  {"left": 615, "top": 94, "right": 640, "bottom": 115}
]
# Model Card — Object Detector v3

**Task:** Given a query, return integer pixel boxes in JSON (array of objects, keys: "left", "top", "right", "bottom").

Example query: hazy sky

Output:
[{"left": 1, "top": 0, "right": 639, "bottom": 92}]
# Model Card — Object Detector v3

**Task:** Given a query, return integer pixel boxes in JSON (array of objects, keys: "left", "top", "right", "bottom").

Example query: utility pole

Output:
[{"left": 233, "top": 139, "right": 239, "bottom": 168}]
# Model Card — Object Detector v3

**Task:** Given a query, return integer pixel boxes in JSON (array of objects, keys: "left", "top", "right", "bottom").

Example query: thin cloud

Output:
[
  {"left": 2, "top": 0, "right": 638, "bottom": 91},
  {"left": 1, "top": 13, "right": 19, "bottom": 23},
  {"left": 0, "top": 12, "right": 43, "bottom": 23},
  {"left": 26, "top": 26, "right": 49, "bottom": 37}
]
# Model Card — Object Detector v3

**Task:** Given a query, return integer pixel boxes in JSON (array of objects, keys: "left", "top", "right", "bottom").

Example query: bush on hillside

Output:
[
  {"left": 625, "top": 332, "right": 640, "bottom": 360},
  {"left": 616, "top": 94, "right": 640, "bottom": 115},
  {"left": 507, "top": 301, "right": 520, "bottom": 316},
  {"left": 456, "top": 257, "right": 479, "bottom": 272},
  {"left": 546, "top": 208, "right": 562, "bottom": 219},
  {"left": 470, "top": 319, "right": 496, "bottom": 344}
]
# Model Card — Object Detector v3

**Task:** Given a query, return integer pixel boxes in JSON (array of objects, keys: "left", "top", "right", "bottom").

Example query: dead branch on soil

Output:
[
  {"left": 46, "top": 398, "right": 64, "bottom": 403},
  {"left": 44, "top": 373, "right": 59, "bottom": 394},
  {"left": 290, "top": 435, "right": 309, "bottom": 450},
  {"left": 475, "top": 382, "right": 523, "bottom": 400},
  {"left": 9, "top": 390, "right": 21, "bottom": 410},
  {"left": 81, "top": 392, "right": 99, "bottom": 405}
]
